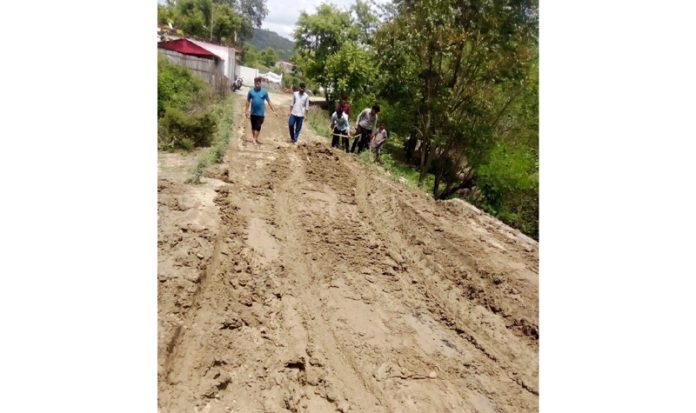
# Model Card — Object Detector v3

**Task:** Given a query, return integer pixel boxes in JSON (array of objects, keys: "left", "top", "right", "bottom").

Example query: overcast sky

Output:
[{"left": 263, "top": 0, "right": 390, "bottom": 40}]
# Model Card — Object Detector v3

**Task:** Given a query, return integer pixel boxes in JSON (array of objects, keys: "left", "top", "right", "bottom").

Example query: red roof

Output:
[{"left": 158, "top": 38, "right": 220, "bottom": 60}]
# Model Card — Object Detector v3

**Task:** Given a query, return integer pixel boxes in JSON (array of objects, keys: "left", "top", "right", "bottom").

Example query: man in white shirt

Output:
[
  {"left": 350, "top": 105, "right": 380, "bottom": 153},
  {"left": 288, "top": 82, "right": 310, "bottom": 144}
]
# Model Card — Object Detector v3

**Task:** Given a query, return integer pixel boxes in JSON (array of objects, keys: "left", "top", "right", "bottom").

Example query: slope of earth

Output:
[{"left": 158, "top": 90, "right": 539, "bottom": 413}]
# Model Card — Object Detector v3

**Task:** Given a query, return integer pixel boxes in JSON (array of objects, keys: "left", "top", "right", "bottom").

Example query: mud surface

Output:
[{"left": 158, "top": 91, "right": 539, "bottom": 412}]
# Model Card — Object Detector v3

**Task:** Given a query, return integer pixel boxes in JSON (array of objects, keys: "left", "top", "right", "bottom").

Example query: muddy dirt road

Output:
[{"left": 158, "top": 91, "right": 539, "bottom": 413}]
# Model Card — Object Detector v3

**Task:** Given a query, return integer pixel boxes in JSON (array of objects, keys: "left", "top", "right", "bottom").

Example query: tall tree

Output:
[
  {"left": 325, "top": 41, "right": 377, "bottom": 102},
  {"left": 375, "top": 0, "right": 538, "bottom": 193},
  {"left": 293, "top": 4, "right": 358, "bottom": 102},
  {"left": 237, "top": 0, "right": 269, "bottom": 28},
  {"left": 351, "top": 0, "right": 379, "bottom": 46},
  {"left": 259, "top": 47, "right": 278, "bottom": 67},
  {"left": 167, "top": 0, "right": 246, "bottom": 44}
]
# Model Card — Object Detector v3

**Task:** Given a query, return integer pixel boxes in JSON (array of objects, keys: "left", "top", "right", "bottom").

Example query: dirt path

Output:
[{"left": 158, "top": 90, "right": 539, "bottom": 413}]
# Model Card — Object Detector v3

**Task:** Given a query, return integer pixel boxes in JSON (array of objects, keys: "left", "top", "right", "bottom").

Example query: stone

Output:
[{"left": 337, "top": 401, "right": 350, "bottom": 412}]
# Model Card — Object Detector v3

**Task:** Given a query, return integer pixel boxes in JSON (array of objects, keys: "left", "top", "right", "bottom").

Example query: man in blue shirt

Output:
[{"left": 244, "top": 76, "right": 277, "bottom": 145}]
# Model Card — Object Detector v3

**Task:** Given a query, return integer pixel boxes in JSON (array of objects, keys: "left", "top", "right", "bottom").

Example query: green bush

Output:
[
  {"left": 476, "top": 143, "right": 538, "bottom": 239},
  {"left": 159, "top": 107, "right": 217, "bottom": 150},
  {"left": 158, "top": 55, "right": 205, "bottom": 118}
]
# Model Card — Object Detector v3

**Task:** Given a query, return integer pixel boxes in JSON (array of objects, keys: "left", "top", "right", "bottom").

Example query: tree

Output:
[
  {"left": 237, "top": 0, "right": 268, "bottom": 29},
  {"left": 371, "top": 0, "right": 538, "bottom": 237},
  {"left": 159, "top": 0, "right": 263, "bottom": 47},
  {"left": 167, "top": 0, "right": 245, "bottom": 44},
  {"left": 241, "top": 43, "right": 259, "bottom": 66},
  {"left": 259, "top": 47, "right": 278, "bottom": 67},
  {"left": 293, "top": 4, "right": 358, "bottom": 102},
  {"left": 351, "top": 0, "right": 379, "bottom": 46},
  {"left": 374, "top": 0, "right": 538, "bottom": 193},
  {"left": 325, "top": 41, "right": 377, "bottom": 104}
]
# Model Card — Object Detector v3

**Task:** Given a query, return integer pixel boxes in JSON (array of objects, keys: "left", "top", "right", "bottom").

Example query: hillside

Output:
[{"left": 250, "top": 28, "right": 294, "bottom": 61}]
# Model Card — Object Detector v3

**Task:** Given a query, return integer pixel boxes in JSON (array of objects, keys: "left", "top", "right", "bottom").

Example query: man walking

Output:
[
  {"left": 351, "top": 105, "right": 380, "bottom": 154},
  {"left": 244, "top": 77, "right": 277, "bottom": 145},
  {"left": 288, "top": 82, "right": 310, "bottom": 144}
]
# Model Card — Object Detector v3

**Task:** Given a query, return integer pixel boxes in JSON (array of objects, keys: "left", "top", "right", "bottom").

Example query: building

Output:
[
  {"left": 158, "top": 38, "right": 225, "bottom": 86},
  {"left": 279, "top": 60, "right": 295, "bottom": 72},
  {"left": 158, "top": 35, "right": 241, "bottom": 89}
]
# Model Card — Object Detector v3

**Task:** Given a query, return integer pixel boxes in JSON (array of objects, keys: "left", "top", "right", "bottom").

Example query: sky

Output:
[{"left": 263, "top": 0, "right": 390, "bottom": 40}]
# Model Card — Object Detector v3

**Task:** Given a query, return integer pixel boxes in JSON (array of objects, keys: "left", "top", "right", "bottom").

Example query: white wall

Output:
[{"left": 237, "top": 66, "right": 259, "bottom": 86}]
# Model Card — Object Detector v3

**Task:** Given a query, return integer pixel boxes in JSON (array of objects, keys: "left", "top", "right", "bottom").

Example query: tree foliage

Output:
[
  {"left": 371, "top": 0, "right": 539, "bottom": 236},
  {"left": 325, "top": 41, "right": 377, "bottom": 104},
  {"left": 293, "top": 4, "right": 359, "bottom": 102},
  {"left": 158, "top": 0, "right": 267, "bottom": 46},
  {"left": 259, "top": 47, "right": 278, "bottom": 67},
  {"left": 351, "top": 0, "right": 379, "bottom": 46}
]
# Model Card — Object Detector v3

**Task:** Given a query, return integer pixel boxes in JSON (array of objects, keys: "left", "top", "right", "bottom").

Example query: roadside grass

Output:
[
  {"left": 305, "top": 109, "right": 332, "bottom": 143},
  {"left": 187, "top": 94, "right": 238, "bottom": 184}
]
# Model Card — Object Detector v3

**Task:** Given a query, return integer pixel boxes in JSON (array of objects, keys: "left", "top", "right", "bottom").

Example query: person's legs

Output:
[
  {"left": 331, "top": 128, "right": 340, "bottom": 148},
  {"left": 341, "top": 134, "right": 350, "bottom": 152},
  {"left": 250, "top": 115, "right": 264, "bottom": 144},
  {"left": 249, "top": 117, "right": 255, "bottom": 142},
  {"left": 293, "top": 116, "right": 304, "bottom": 142},
  {"left": 374, "top": 146, "right": 382, "bottom": 163},
  {"left": 350, "top": 127, "right": 362, "bottom": 153},
  {"left": 288, "top": 115, "right": 296, "bottom": 142},
  {"left": 357, "top": 129, "right": 370, "bottom": 153}
]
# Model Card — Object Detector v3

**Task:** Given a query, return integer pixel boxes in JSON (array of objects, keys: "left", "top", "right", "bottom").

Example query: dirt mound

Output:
[{"left": 158, "top": 92, "right": 538, "bottom": 412}]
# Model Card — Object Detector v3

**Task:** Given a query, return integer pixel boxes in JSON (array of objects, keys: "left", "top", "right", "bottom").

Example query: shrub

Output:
[
  {"left": 476, "top": 143, "right": 538, "bottom": 238},
  {"left": 159, "top": 107, "right": 217, "bottom": 150},
  {"left": 157, "top": 54, "right": 205, "bottom": 118}
]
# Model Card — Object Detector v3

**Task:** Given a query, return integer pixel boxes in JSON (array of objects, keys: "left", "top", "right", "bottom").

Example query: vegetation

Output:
[
  {"left": 188, "top": 95, "right": 237, "bottom": 184},
  {"left": 157, "top": 0, "right": 268, "bottom": 47},
  {"left": 249, "top": 28, "right": 294, "bottom": 60},
  {"left": 158, "top": 55, "right": 219, "bottom": 151},
  {"left": 294, "top": 0, "right": 539, "bottom": 238},
  {"left": 241, "top": 42, "right": 278, "bottom": 68}
]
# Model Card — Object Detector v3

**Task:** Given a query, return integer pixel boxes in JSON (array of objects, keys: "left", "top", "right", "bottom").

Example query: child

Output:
[{"left": 370, "top": 122, "right": 388, "bottom": 163}]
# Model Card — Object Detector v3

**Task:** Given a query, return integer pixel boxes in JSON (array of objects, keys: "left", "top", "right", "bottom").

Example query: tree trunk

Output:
[
  {"left": 438, "top": 179, "right": 475, "bottom": 200},
  {"left": 405, "top": 136, "right": 417, "bottom": 163},
  {"left": 432, "top": 167, "right": 441, "bottom": 198},
  {"left": 418, "top": 143, "right": 433, "bottom": 188}
]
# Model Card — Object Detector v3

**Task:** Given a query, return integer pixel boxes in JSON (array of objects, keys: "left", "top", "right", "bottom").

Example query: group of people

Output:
[
  {"left": 243, "top": 77, "right": 308, "bottom": 145},
  {"left": 330, "top": 99, "right": 388, "bottom": 162},
  {"left": 244, "top": 77, "right": 388, "bottom": 162}
]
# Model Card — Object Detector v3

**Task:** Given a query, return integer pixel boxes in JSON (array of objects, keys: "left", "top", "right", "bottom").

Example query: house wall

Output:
[{"left": 188, "top": 39, "right": 238, "bottom": 83}]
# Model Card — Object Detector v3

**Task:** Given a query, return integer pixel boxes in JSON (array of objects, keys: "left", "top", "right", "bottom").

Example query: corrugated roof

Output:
[{"left": 157, "top": 38, "right": 220, "bottom": 59}]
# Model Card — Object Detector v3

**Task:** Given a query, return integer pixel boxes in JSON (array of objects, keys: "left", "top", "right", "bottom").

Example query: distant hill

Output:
[{"left": 250, "top": 28, "right": 295, "bottom": 61}]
